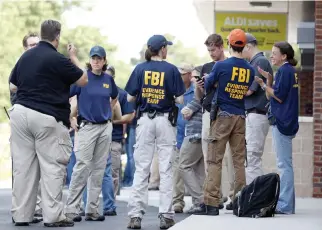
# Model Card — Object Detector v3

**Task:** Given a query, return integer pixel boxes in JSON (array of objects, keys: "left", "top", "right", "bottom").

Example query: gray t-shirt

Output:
[{"left": 245, "top": 52, "right": 273, "bottom": 112}]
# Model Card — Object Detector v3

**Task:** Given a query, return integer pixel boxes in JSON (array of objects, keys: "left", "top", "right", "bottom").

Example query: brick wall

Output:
[
  {"left": 313, "top": 1, "right": 322, "bottom": 198},
  {"left": 299, "top": 71, "right": 313, "bottom": 116}
]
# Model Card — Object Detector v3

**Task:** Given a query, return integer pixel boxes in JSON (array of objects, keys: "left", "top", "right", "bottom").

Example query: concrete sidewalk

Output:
[
  {"left": 170, "top": 198, "right": 322, "bottom": 230},
  {"left": 118, "top": 189, "right": 322, "bottom": 230}
]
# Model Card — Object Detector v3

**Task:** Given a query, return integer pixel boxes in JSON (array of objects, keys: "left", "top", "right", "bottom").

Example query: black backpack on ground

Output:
[{"left": 233, "top": 173, "right": 280, "bottom": 218}]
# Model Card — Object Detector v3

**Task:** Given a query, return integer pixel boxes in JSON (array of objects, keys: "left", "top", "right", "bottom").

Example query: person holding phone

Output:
[
  {"left": 255, "top": 41, "right": 299, "bottom": 215},
  {"left": 9, "top": 19, "right": 87, "bottom": 227},
  {"left": 195, "top": 33, "right": 234, "bottom": 209},
  {"left": 194, "top": 29, "right": 255, "bottom": 216}
]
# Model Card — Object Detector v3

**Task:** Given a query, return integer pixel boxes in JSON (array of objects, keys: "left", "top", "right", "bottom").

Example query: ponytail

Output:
[
  {"left": 288, "top": 58, "right": 298, "bottom": 67},
  {"left": 144, "top": 46, "right": 163, "bottom": 62}
]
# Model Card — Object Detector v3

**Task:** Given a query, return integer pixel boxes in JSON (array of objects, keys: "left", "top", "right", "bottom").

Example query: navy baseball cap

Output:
[
  {"left": 89, "top": 45, "right": 106, "bottom": 57},
  {"left": 147, "top": 35, "right": 173, "bottom": 52},
  {"left": 245, "top": 33, "right": 258, "bottom": 45}
]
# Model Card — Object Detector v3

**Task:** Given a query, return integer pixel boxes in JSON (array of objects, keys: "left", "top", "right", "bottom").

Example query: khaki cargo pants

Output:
[
  {"left": 203, "top": 115, "right": 246, "bottom": 207},
  {"left": 202, "top": 111, "right": 234, "bottom": 199},
  {"left": 111, "top": 141, "right": 123, "bottom": 198},
  {"left": 65, "top": 122, "right": 112, "bottom": 214},
  {"left": 10, "top": 104, "right": 71, "bottom": 223}
]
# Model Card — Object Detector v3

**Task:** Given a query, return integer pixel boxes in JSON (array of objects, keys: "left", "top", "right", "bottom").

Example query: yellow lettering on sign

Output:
[
  {"left": 144, "top": 71, "right": 165, "bottom": 86},
  {"left": 215, "top": 12, "right": 287, "bottom": 50},
  {"left": 231, "top": 67, "right": 250, "bottom": 83}
]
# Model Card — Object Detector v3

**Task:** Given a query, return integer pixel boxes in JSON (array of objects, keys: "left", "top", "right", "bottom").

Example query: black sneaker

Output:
[
  {"left": 34, "top": 209, "right": 43, "bottom": 218},
  {"left": 186, "top": 205, "right": 204, "bottom": 214},
  {"left": 148, "top": 186, "right": 159, "bottom": 191},
  {"left": 159, "top": 215, "right": 175, "bottom": 229},
  {"left": 226, "top": 202, "right": 233, "bottom": 210},
  {"left": 65, "top": 213, "right": 82, "bottom": 222},
  {"left": 193, "top": 204, "right": 219, "bottom": 216},
  {"left": 44, "top": 218, "right": 74, "bottom": 227},
  {"left": 103, "top": 210, "right": 117, "bottom": 216},
  {"left": 173, "top": 206, "right": 183, "bottom": 213},
  {"left": 12, "top": 217, "right": 41, "bottom": 225},
  {"left": 31, "top": 218, "right": 43, "bottom": 223},
  {"left": 85, "top": 213, "right": 105, "bottom": 221},
  {"left": 127, "top": 217, "right": 142, "bottom": 229}
]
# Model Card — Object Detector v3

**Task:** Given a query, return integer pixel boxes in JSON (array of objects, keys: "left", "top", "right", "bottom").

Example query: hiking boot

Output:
[
  {"left": 127, "top": 217, "right": 142, "bottom": 229},
  {"left": 186, "top": 205, "right": 204, "bottom": 214},
  {"left": 65, "top": 213, "right": 82, "bottom": 222},
  {"left": 85, "top": 213, "right": 105, "bottom": 221},
  {"left": 44, "top": 218, "right": 74, "bottom": 227},
  {"left": 226, "top": 202, "right": 233, "bottom": 210},
  {"left": 159, "top": 215, "right": 175, "bottom": 229},
  {"left": 103, "top": 210, "right": 117, "bottom": 216},
  {"left": 194, "top": 204, "right": 219, "bottom": 216},
  {"left": 173, "top": 206, "right": 183, "bottom": 213},
  {"left": 34, "top": 209, "right": 43, "bottom": 218}
]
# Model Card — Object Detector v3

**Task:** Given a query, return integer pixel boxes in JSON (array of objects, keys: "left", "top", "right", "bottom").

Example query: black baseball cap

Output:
[{"left": 245, "top": 33, "right": 258, "bottom": 45}]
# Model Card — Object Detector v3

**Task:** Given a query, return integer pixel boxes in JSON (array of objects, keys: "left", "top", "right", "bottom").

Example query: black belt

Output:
[
  {"left": 246, "top": 108, "right": 266, "bottom": 115},
  {"left": 143, "top": 110, "right": 166, "bottom": 119},
  {"left": 81, "top": 119, "right": 111, "bottom": 125}
]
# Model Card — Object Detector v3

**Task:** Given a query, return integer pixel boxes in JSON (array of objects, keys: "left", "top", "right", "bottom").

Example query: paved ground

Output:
[
  {"left": 2, "top": 187, "right": 322, "bottom": 230},
  {"left": 0, "top": 189, "right": 190, "bottom": 230}
]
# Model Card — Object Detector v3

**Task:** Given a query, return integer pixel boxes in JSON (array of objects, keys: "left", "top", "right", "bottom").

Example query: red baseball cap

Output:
[{"left": 228, "top": 29, "right": 247, "bottom": 47}]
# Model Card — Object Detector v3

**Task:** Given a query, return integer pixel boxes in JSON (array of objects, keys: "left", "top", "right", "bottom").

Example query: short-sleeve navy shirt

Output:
[
  {"left": 205, "top": 57, "right": 255, "bottom": 115},
  {"left": 9, "top": 41, "right": 83, "bottom": 128},
  {"left": 125, "top": 61, "right": 185, "bottom": 113},
  {"left": 112, "top": 87, "right": 135, "bottom": 142},
  {"left": 70, "top": 71, "right": 118, "bottom": 123}
]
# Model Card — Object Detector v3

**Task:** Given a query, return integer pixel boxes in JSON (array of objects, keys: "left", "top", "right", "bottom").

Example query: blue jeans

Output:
[
  {"left": 123, "top": 126, "right": 136, "bottom": 186},
  {"left": 66, "top": 135, "right": 76, "bottom": 186},
  {"left": 272, "top": 126, "right": 295, "bottom": 214},
  {"left": 83, "top": 154, "right": 116, "bottom": 212}
]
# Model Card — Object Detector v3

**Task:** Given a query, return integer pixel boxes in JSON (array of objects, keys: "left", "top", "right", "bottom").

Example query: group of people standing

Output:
[{"left": 8, "top": 18, "right": 299, "bottom": 230}]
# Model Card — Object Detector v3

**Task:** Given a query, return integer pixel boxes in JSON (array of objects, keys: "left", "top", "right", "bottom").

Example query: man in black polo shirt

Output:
[
  {"left": 10, "top": 32, "right": 40, "bottom": 106},
  {"left": 9, "top": 19, "right": 88, "bottom": 227},
  {"left": 243, "top": 33, "right": 273, "bottom": 185}
]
